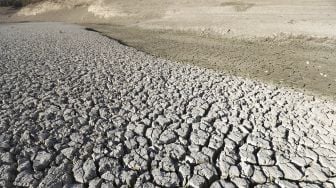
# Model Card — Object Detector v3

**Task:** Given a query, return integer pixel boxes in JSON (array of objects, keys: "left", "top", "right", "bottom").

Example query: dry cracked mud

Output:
[
  {"left": 83, "top": 24, "right": 336, "bottom": 99},
  {"left": 0, "top": 22, "right": 336, "bottom": 188}
]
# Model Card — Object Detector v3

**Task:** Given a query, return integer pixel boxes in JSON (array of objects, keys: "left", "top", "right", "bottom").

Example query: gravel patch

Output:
[{"left": 0, "top": 22, "right": 336, "bottom": 187}]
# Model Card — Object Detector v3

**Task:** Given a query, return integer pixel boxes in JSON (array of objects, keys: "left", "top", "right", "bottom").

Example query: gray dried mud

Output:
[
  {"left": 84, "top": 24, "right": 336, "bottom": 99},
  {"left": 1, "top": 22, "right": 336, "bottom": 188}
]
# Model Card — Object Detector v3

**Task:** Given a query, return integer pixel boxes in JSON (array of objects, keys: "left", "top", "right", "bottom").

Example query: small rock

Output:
[
  {"left": 38, "top": 163, "right": 73, "bottom": 188},
  {"left": 73, "top": 160, "right": 85, "bottom": 183},
  {"left": 159, "top": 130, "right": 177, "bottom": 144},
  {"left": 251, "top": 166, "right": 266, "bottom": 184},
  {"left": 240, "top": 162, "right": 253, "bottom": 177},
  {"left": 229, "top": 166, "right": 240, "bottom": 178},
  {"left": 159, "top": 157, "right": 175, "bottom": 171},
  {"left": 61, "top": 147, "right": 76, "bottom": 159},
  {"left": 134, "top": 172, "right": 152, "bottom": 187},
  {"left": 0, "top": 152, "right": 14, "bottom": 164},
  {"left": 231, "top": 177, "right": 249, "bottom": 188},
  {"left": 0, "top": 165, "right": 16, "bottom": 183},
  {"left": 33, "top": 151, "right": 53, "bottom": 171},
  {"left": 191, "top": 107, "right": 206, "bottom": 121},
  {"left": 101, "top": 171, "right": 118, "bottom": 181},
  {"left": 254, "top": 183, "right": 279, "bottom": 188},
  {"left": 261, "top": 166, "right": 284, "bottom": 179},
  {"left": 303, "top": 163, "right": 328, "bottom": 182},
  {"left": 83, "top": 159, "right": 97, "bottom": 181},
  {"left": 89, "top": 178, "right": 103, "bottom": 188},
  {"left": 210, "top": 180, "right": 236, "bottom": 188},
  {"left": 17, "top": 159, "right": 32, "bottom": 172},
  {"left": 156, "top": 115, "right": 171, "bottom": 126},
  {"left": 278, "top": 162, "right": 303, "bottom": 181},
  {"left": 299, "top": 182, "right": 322, "bottom": 188},
  {"left": 189, "top": 174, "right": 207, "bottom": 188},
  {"left": 70, "top": 133, "right": 84, "bottom": 144},
  {"left": 64, "top": 183, "right": 84, "bottom": 188},
  {"left": 239, "top": 145, "right": 257, "bottom": 164},
  {"left": 120, "top": 170, "right": 137, "bottom": 186},
  {"left": 152, "top": 168, "right": 180, "bottom": 187},
  {"left": 275, "top": 179, "right": 299, "bottom": 188},
  {"left": 194, "top": 163, "right": 218, "bottom": 182},
  {"left": 101, "top": 182, "right": 116, "bottom": 188},
  {"left": 14, "top": 171, "right": 35, "bottom": 187},
  {"left": 246, "top": 135, "right": 271, "bottom": 149},
  {"left": 257, "top": 149, "right": 275, "bottom": 165},
  {"left": 179, "top": 163, "right": 191, "bottom": 186},
  {"left": 190, "top": 129, "right": 210, "bottom": 146}
]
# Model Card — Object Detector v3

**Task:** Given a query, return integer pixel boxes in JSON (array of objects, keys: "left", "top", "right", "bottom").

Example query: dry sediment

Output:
[
  {"left": 0, "top": 22, "right": 336, "bottom": 187},
  {"left": 84, "top": 24, "right": 336, "bottom": 99}
]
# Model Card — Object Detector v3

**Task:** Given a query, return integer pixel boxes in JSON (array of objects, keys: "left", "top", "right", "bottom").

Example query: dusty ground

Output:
[
  {"left": 1, "top": 22, "right": 336, "bottom": 188},
  {"left": 1, "top": 0, "right": 335, "bottom": 99},
  {"left": 1, "top": 1, "right": 336, "bottom": 186},
  {"left": 3, "top": 0, "right": 336, "bottom": 38},
  {"left": 84, "top": 24, "right": 336, "bottom": 99}
]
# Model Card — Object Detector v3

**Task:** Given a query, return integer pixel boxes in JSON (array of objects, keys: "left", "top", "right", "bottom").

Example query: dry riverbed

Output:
[
  {"left": 1, "top": 22, "right": 336, "bottom": 188},
  {"left": 1, "top": 0, "right": 336, "bottom": 99},
  {"left": 84, "top": 24, "right": 336, "bottom": 99}
]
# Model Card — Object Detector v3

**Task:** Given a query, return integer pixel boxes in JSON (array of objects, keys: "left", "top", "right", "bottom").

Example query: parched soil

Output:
[
  {"left": 1, "top": 22, "right": 336, "bottom": 188},
  {"left": 1, "top": 0, "right": 336, "bottom": 99},
  {"left": 84, "top": 24, "right": 336, "bottom": 100}
]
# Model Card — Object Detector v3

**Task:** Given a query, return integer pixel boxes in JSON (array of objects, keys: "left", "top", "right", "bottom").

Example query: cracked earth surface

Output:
[{"left": 0, "top": 22, "right": 336, "bottom": 188}]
